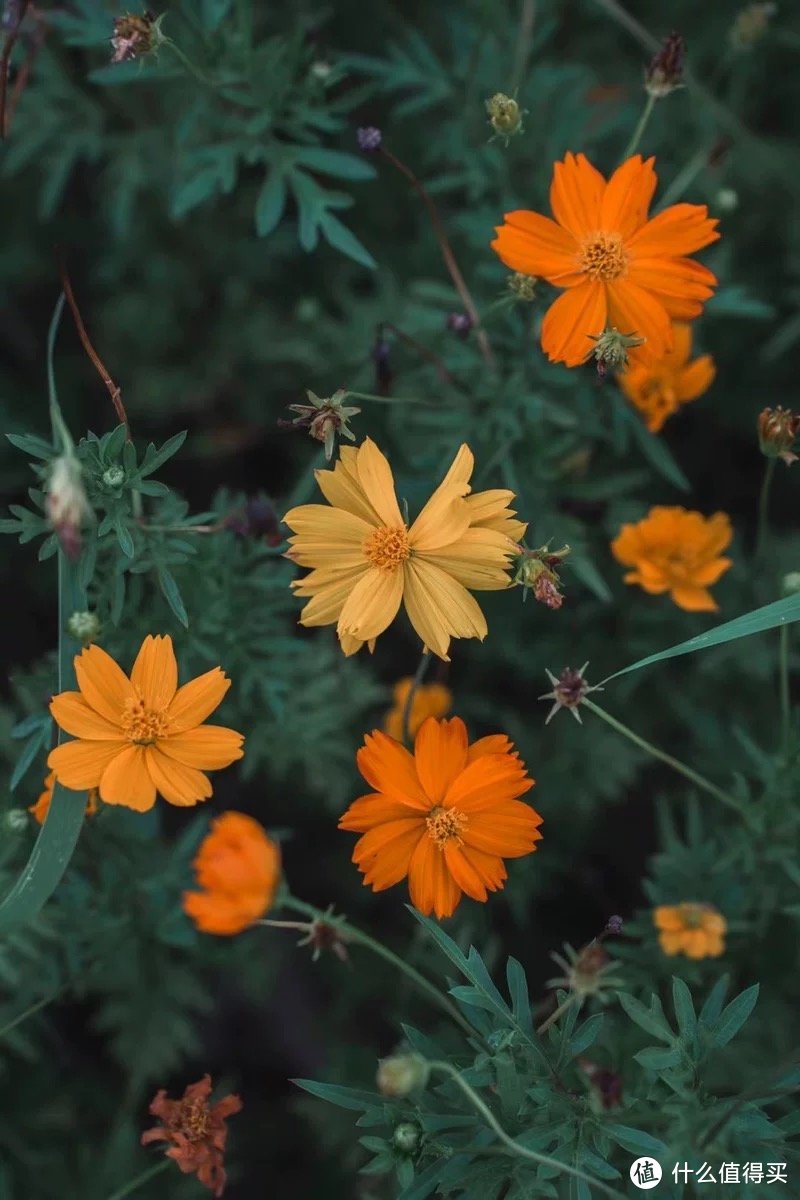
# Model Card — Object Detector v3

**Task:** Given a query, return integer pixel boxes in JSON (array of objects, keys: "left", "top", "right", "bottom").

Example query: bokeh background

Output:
[{"left": 1, "top": 1, "right": 799, "bottom": 1197}]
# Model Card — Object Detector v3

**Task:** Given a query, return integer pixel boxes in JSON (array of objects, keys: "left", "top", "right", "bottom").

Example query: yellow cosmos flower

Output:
[
  {"left": 48, "top": 635, "right": 244, "bottom": 811},
  {"left": 283, "top": 439, "right": 526, "bottom": 661}
]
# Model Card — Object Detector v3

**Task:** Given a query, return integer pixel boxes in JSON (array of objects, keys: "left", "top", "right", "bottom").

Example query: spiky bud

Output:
[
  {"left": 645, "top": 32, "right": 685, "bottom": 98},
  {"left": 587, "top": 327, "right": 645, "bottom": 376},
  {"left": 538, "top": 662, "right": 603, "bottom": 724},
  {"left": 285, "top": 390, "right": 361, "bottom": 460}
]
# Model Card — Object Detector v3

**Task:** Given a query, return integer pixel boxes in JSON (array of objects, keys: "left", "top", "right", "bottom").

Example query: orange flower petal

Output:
[
  {"left": 653, "top": 905, "right": 683, "bottom": 931},
  {"left": 159, "top": 726, "right": 244, "bottom": 770},
  {"left": 461, "top": 843, "right": 508, "bottom": 891},
  {"left": 359, "top": 822, "right": 425, "bottom": 891},
  {"left": 183, "top": 888, "right": 269, "bottom": 935},
  {"left": 443, "top": 842, "right": 488, "bottom": 901},
  {"left": 627, "top": 203, "right": 720, "bottom": 257},
  {"left": 550, "top": 152, "right": 604, "bottom": 238},
  {"left": 340, "top": 793, "right": 427, "bottom": 831},
  {"left": 48, "top": 738, "right": 127, "bottom": 789},
  {"left": 145, "top": 747, "right": 213, "bottom": 806},
  {"left": 408, "top": 837, "right": 461, "bottom": 918},
  {"left": 74, "top": 644, "right": 135, "bottom": 723},
  {"left": 491, "top": 210, "right": 582, "bottom": 283},
  {"left": 356, "top": 731, "right": 430, "bottom": 810},
  {"left": 606, "top": 279, "right": 672, "bottom": 361},
  {"left": 352, "top": 818, "right": 426, "bottom": 866},
  {"left": 671, "top": 585, "right": 718, "bottom": 612},
  {"left": 99, "top": 744, "right": 157, "bottom": 811},
  {"left": 413, "top": 716, "right": 469, "bottom": 804},
  {"left": 600, "top": 154, "right": 657, "bottom": 237},
  {"left": 167, "top": 668, "right": 231, "bottom": 731},
  {"left": 462, "top": 802, "right": 543, "bottom": 857},
  {"left": 626, "top": 257, "right": 716, "bottom": 314},
  {"left": 467, "top": 734, "right": 516, "bottom": 761},
  {"left": 130, "top": 634, "right": 178, "bottom": 710},
  {"left": 541, "top": 281, "right": 607, "bottom": 367},
  {"left": 50, "top": 691, "right": 122, "bottom": 739},
  {"left": 676, "top": 354, "right": 716, "bottom": 402}
]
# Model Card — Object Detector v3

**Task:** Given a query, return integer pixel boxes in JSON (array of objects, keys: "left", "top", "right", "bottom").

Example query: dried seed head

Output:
[
  {"left": 285, "top": 389, "right": 360, "bottom": 460},
  {"left": 645, "top": 32, "right": 686, "bottom": 98},
  {"left": 547, "top": 940, "right": 624, "bottom": 1001},
  {"left": 538, "top": 662, "right": 603, "bottom": 724},
  {"left": 507, "top": 271, "right": 538, "bottom": 301},
  {"left": 514, "top": 544, "right": 570, "bottom": 608},
  {"left": 587, "top": 327, "right": 645, "bottom": 377},
  {"left": 111, "top": 12, "right": 161, "bottom": 64},
  {"left": 758, "top": 406, "right": 800, "bottom": 465}
]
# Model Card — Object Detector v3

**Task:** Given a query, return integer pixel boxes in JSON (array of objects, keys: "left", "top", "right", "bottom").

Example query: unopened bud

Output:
[
  {"left": 782, "top": 573, "right": 800, "bottom": 597},
  {"left": 587, "top": 327, "right": 645, "bottom": 376},
  {"left": 446, "top": 312, "right": 473, "bottom": 338},
  {"left": 508, "top": 272, "right": 538, "bottom": 301},
  {"left": 4, "top": 808, "right": 29, "bottom": 833},
  {"left": 485, "top": 93, "right": 524, "bottom": 141},
  {"left": 67, "top": 610, "right": 101, "bottom": 644},
  {"left": 111, "top": 11, "right": 162, "bottom": 64},
  {"left": 102, "top": 465, "right": 126, "bottom": 490},
  {"left": 645, "top": 32, "right": 685, "bottom": 98},
  {"left": 376, "top": 1053, "right": 429, "bottom": 1098},
  {"left": 758, "top": 407, "right": 800, "bottom": 465},
  {"left": 46, "top": 454, "right": 91, "bottom": 560},
  {"left": 730, "top": 2, "right": 777, "bottom": 50},
  {"left": 392, "top": 1122, "right": 422, "bottom": 1155},
  {"left": 605, "top": 914, "right": 624, "bottom": 935},
  {"left": 357, "top": 126, "right": 382, "bottom": 153},
  {"left": 715, "top": 187, "right": 739, "bottom": 213},
  {"left": 539, "top": 662, "right": 603, "bottom": 725}
]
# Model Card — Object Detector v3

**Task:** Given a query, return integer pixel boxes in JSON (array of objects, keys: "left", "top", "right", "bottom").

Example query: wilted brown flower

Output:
[
  {"left": 46, "top": 454, "right": 91, "bottom": 560},
  {"left": 284, "top": 389, "right": 360, "bottom": 460},
  {"left": 758, "top": 406, "right": 800, "bottom": 465},
  {"left": 141, "top": 1075, "right": 242, "bottom": 1197},
  {"left": 538, "top": 662, "right": 603, "bottom": 724},
  {"left": 514, "top": 543, "right": 571, "bottom": 608},
  {"left": 111, "top": 12, "right": 157, "bottom": 63},
  {"left": 547, "top": 940, "right": 623, "bottom": 1001},
  {"left": 578, "top": 1059, "right": 624, "bottom": 1110},
  {"left": 645, "top": 32, "right": 686, "bottom": 98}
]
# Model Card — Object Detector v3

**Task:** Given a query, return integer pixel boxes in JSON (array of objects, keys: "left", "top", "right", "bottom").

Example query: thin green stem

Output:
[
  {"left": 780, "top": 623, "right": 791, "bottom": 755},
  {"left": 621, "top": 91, "right": 657, "bottom": 161},
  {"left": 583, "top": 698, "right": 749, "bottom": 821},
  {"left": 344, "top": 390, "right": 435, "bottom": 407},
  {"left": 427, "top": 1061, "right": 626, "bottom": 1199},
  {"left": 402, "top": 650, "right": 431, "bottom": 747},
  {"left": 0, "top": 994, "right": 56, "bottom": 1041},
  {"left": 756, "top": 457, "right": 777, "bottom": 559},
  {"left": 535, "top": 993, "right": 577, "bottom": 1036},
  {"left": 47, "top": 293, "right": 73, "bottom": 453},
  {"left": 162, "top": 38, "right": 215, "bottom": 87},
  {"left": 657, "top": 146, "right": 708, "bottom": 209},
  {"left": 280, "top": 897, "right": 479, "bottom": 1042},
  {"left": 510, "top": 0, "right": 536, "bottom": 94},
  {"left": 104, "top": 1159, "right": 171, "bottom": 1200}
]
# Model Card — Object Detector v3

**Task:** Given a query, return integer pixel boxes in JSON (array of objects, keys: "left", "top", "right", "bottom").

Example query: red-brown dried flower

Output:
[
  {"left": 758, "top": 406, "right": 800, "bottom": 466},
  {"left": 141, "top": 1075, "right": 242, "bottom": 1197}
]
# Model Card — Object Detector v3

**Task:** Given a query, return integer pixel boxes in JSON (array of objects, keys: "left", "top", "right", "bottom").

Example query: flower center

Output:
[
  {"left": 177, "top": 1100, "right": 211, "bottom": 1141},
  {"left": 363, "top": 525, "right": 411, "bottom": 571},
  {"left": 425, "top": 805, "right": 468, "bottom": 849},
  {"left": 579, "top": 232, "right": 627, "bottom": 281},
  {"left": 121, "top": 697, "right": 168, "bottom": 745},
  {"left": 679, "top": 903, "right": 706, "bottom": 929}
]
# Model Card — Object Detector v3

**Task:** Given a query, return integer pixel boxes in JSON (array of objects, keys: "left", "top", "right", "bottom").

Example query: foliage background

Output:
[{"left": 0, "top": 0, "right": 799, "bottom": 1197}]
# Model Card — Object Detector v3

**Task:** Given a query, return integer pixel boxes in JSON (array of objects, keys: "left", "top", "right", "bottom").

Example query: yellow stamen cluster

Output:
[
  {"left": 363, "top": 525, "right": 411, "bottom": 571},
  {"left": 121, "top": 698, "right": 168, "bottom": 745},
  {"left": 426, "top": 806, "right": 468, "bottom": 848},
  {"left": 580, "top": 233, "right": 627, "bottom": 281}
]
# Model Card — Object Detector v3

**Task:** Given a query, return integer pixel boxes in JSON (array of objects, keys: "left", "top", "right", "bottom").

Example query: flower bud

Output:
[
  {"left": 645, "top": 32, "right": 685, "bottom": 98},
  {"left": 392, "top": 1122, "right": 422, "bottom": 1155},
  {"left": 605, "top": 914, "right": 624, "bottom": 935},
  {"left": 4, "top": 808, "right": 29, "bottom": 833},
  {"left": 102, "top": 465, "right": 126, "bottom": 491},
  {"left": 514, "top": 544, "right": 571, "bottom": 609},
  {"left": 587, "top": 327, "right": 645, "bottom": 376},
  {"left": 758, "top": 407, "right": 800, "bottom": 465},
  {"left": 357, "top": 126, "right": 383, "bottom": 153},
  {"left": 508, "top": 272, "right": 538, "bottom": 301},
  {"left": 46, "top": 454, "right": 91, "bottom": 560},
  {"left": 67, "top": 610, "right": 101, "bottom": 645},
  {"left": 730, "top": 2, "right": 777, "bottom": 50},
  {"left": 111, "top": 12, "right": 161, "bottom": 63},
  {"left": 485, "top": 93, "right": 524, "bottom": 141},
  {"left": 783, "top": 572, "right": 800, "bottom": 597},
  {"left": 376, "top": 1053, "right": 429, "bottom": 1098},
  {"left": 446, "top": 312, "right": 473, "bottom": 339},
  {"left": 715, "top": 187, "right": 739, "bottom": 213}
]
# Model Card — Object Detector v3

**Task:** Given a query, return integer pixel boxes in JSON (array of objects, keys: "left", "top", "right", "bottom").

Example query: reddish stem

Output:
[{"left": 0, "top": 0, "right": 30, "bottom": 137}]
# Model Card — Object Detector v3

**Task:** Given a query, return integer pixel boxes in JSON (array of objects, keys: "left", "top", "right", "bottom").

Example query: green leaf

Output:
[
  {"left": 568, "top": 1012, "right": 604, "bottom": 1057},
  {"left": 604, "top": 1124, "right": 669, "bottom": 1159},
  {"left": 10, "top": 723, "right": 49, "bottom": 792},
  {"left": 671, "top": 977, "right": 697, "bottom": 1042},
  {"left": 291, "top": 1078, "right": 384, "bottom": 1112},
  {"left": 318, "top": 211, "right": 377, "bottom": 269},
  {"left": 293, "top": 146, "right": 376, "bottom": 180},
  {"left": 6, "top": 432, "right": 53, "bottom": 460},
  {"left": 634, "top": 1045, "right": 683, "bottom": 1070},
  {"left": 157, "top": 566, "right": 189, "bottom": 628},
  {"left": 616, "top": 400, "right": 690, "bottom": 492},
  {"left": 698, "top": 974, "right": 729, "bottom": 1027},
  {"left": 114, "top": 515, "right": 135, "bottom": 559},
  {"left": 618, "top": 992, "right": 674, "bottom": 1042},
  {"left": 713, "top": 984, "right": 759, "bottom": 1047},
  {"left": 137, "top": 431, "right": 188, "bottom": 478},
  {"left": 505, "top": 957, "right": 532, "bottom": 1033},
  {"left": 255, "top": 169, "right": 288, "bottom": 236},
  {"left": 608, "top": 593, "right": 800, "bottom": 682}
]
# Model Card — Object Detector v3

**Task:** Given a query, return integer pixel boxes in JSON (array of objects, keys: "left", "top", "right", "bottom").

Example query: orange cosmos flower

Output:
[
  {"left": 47, "top": 635, "right": 244, "bottom": 811},
  {"left": 653, "top": 903, "right": 726, "bottom": 959},
  {"left": 284, "top": 439, "right": 526, "bottom": 661},
  {"left": 491, "top": 153, "right": 719, "bottom": 367},
  {"left": 183, "top": 812, "right": 281, "bottom": 935},
  {"left": 141, "top": 1074, "right": 242, "bottom": 1198},
  {"left": 619, "top": 322, "right": 716, "bottom": 432},
  {"left": 29, "top": 770, "right": 99, "bottom": 824},
  {"left": 611, "top": 506, "right": 732, "bottom": 612},
  {"left": 339, "top": 716, "right": 543, "bottom": 919},
  {"left": 384, "top": 678, "right": 453, "bottom": 741}
]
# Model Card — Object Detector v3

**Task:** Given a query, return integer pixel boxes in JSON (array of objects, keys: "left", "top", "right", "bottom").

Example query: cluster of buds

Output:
[
  {"left": 282, "top": 389, "right": 360, "bottom": 460},
  {"left": 111, "top": 11, "right": 162, "bottom": 64},
  {"left": 730, "top": 2, "right": 777, "bottom": 50},
  {"left": 46, "top": 453, "right": 91, "bottom": 560},
  {"left": 538, "top": 662, "right": 603, "bottom": 724},
  {"left": 587, "top": 327, "right": 645, "bottom": 377},
  {"left": 485, "top": 93, "right": 524, "bottom": 143},
  {"left": 376, "top": 1052, "right": 429, "bottom": 1099},
  {"left": 507, "top": 271, "right": 538, "bottom": 302},
  {"left": 645, "top": 31, "right": 685, "bottom": 99},
  {"left": 513, "top": 543, "right": 570, "bottom": 609},
  {"left": 758, "top": 406, "right": 800, "bottom": 465}
]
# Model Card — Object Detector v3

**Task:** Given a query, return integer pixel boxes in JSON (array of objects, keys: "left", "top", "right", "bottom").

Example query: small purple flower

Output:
[
  {"left": 357, "top": 126, "right": 382, "bottom": 153},
  {"left": 446, "top": 312, "right": 473, "bottom": 338},
  {"left": 605, "top": 915, "right": 624, "bottom": 936}
]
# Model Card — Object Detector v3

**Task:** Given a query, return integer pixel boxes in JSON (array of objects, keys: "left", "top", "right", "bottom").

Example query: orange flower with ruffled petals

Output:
[
  {"left": 339, "top": 716, "right": 543, "bottom": 919},
  {"left": 654, "top": 903, "right": 726, "bottom": 959},
  {"left": 384, "top": 678, "right": 452, "bottom": 741},
  {"left": 284, "top": 439, "right": 526, "bottom": 661},
  {"left": 619, "top": 322, "right": 716, "bottom": 432},
  {"left": 141, "top": 1074, "right": 242, "bottom": 1197},
  {"left": 29, "top": 770, "right": 99, "bottom": 824},
  {"left": 183, "top": 812, "right": 281, "bottom": 935},
  {"left": 47, "top": 635, "right": 244, "bottom": 811},
  {"left": 491, "top": 153, "right": 719, "bottom": 367},
  {"left": 611, "top": 506, "right": 732, "bottom": 612}
]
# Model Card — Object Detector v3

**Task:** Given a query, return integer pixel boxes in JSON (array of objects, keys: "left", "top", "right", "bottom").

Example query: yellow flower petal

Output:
[
  {"left": 48, "top": 739, "right": 128, "bottom": 789},
  {"left": 354, "top": 439, "right": 404, "bottom": 527},
  {"left": 338, "top": 566, "right": 405, "bottom": 641},
  {"left": 297, "top": 565, "right": 371, "bottom": 626},
  {"left": 99, "top": 744, "right": 157, "bottom": 811},
  {"left": 167, "top": 668, "right": 230, "bottom": 731},
  {"left": 421, "top": 527, "right": 516, "bottom": 590},
  {"left": 74, "top": 644, "right": 135, "bottom": 722},
  {"left": 408, "top": 484, "right": 471, "bottom": 552},
  {"left": 145, "top": 747, "right": 213, "bottom": 806},
  {"left": 50, "top": 692, "right": 123, "bottom": 739},
  {"left": 314, "top": 458, "right": 382, "bottom": 526},
  {"left": 159, "top": 726, "right": 244, "bottom": 769},
  {"left": 130, "top": 634, "right": 178, "bottom": 710},
  {"left": 283, "top": 504, "right": 372, "bottom": 542}
]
